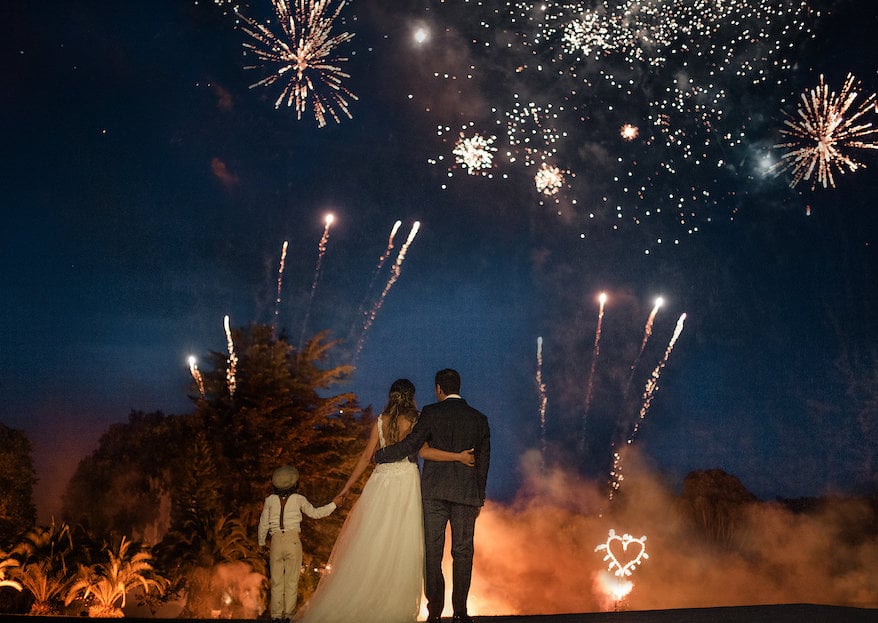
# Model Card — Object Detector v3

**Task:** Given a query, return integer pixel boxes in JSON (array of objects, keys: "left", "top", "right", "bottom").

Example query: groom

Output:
[{"left": 374, "top": 368, "right": 490, "bottom": 623}]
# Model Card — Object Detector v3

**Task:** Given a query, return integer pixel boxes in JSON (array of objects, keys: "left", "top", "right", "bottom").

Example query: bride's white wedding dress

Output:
[{"left": 296, "top": 416, "right": 424, "bottom": 623}]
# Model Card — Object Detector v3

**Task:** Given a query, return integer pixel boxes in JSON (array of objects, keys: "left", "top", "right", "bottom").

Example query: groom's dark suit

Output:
[{"left": 374, "top": 394, "right": 490, "bottom": 620}]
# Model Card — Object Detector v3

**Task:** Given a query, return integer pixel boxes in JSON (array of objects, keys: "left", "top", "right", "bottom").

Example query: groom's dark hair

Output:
[{"left": 435, "top": 368, "right": 461, "bottom": 395}]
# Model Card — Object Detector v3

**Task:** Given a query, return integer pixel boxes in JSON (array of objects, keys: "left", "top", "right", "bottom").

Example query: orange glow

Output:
[{"left": 596, "top": 570, "right": 633, "bottom": 602}]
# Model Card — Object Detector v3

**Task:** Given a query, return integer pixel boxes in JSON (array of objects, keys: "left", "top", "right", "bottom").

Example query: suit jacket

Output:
[{"left": 375, "top": 397, "right": 490, "bottom": 506}]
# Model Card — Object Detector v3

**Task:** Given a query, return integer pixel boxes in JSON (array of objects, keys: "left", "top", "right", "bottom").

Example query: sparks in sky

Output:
[
  {"left": 300, "top": 213, "right": 335, "bottom": 349},
  {"left": 237, "top": 0, "right": 357, "bottom": 127},
  {"left": 355, "top": 221, "right": 421, "bottom": 359},
  {"left": 273, "top": 240, "right": 289, "bottom": 335},
  {"left": 354, "top": 220, "right": 404, "bottom": 332},
  {"left": 581, "top": 293, "right": 607, "bottom": 449},
  {"left": 223, "top": 315, "right": 238, "bottom": 397},
  {"left": 628, "top": 296, "right": 663, "bottom": 383},
  {"left": 188, "top": 356, "right": 205, "bottom": 398},
  {"left": 611, "top": 312, "right": 686, "bottom": 499},
  {"left": 534, "top": 162, "right": 564, "bottom": 196},
  {"left": 773, "top": 73, "right": 878, "bottom": 189},
  {"left": 415, "top": 0, "right": 821, "bottom": 249},
  {"left": 453, "top": 132, "right": 498, "bottom": 175},
  {"left": 536, "top": 336, "right": 548, "bottom": 464},
  {"left": 620, "top": 124, "right": 639, "bottom": 141}
]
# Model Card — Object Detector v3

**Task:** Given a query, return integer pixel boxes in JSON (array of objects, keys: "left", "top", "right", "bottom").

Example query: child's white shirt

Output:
[{"left": 258, "top": 493, "right": 336, "bottom": 546}]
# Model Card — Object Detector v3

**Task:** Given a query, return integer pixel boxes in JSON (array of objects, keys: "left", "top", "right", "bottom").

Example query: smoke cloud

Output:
[{"left": 456, "top": 449, "right": 877, "bottom": 616}]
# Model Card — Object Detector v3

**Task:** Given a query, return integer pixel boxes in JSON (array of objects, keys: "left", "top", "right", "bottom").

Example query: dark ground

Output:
[{"left": 2, "top": 604, "right": 876, "bottom": 623}]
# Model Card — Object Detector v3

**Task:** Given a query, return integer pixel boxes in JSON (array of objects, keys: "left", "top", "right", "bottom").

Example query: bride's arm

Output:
[
  {"left": 419, "top": 442, "right": 475, "bottom": 467},
  {"left": 338, "top": 420, "right": 380, "bottom": 498}
]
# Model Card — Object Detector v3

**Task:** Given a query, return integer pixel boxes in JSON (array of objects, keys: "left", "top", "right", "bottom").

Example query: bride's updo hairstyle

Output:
[{"left": 383, "top": 378, "right": 418, "bottom": 443}]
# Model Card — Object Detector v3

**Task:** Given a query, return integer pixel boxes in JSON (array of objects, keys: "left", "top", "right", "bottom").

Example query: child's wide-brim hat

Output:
[{"left": 272, "top": 465, "right": 299, "bottom": 489}]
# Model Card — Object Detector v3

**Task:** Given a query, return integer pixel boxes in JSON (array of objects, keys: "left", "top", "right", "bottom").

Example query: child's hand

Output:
[{"left": 333, "top": 493, "right": 346, "bottom": 507}]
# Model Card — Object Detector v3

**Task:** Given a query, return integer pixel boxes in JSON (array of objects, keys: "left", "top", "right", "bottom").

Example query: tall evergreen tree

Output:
[
  {"left": 191, "top": 324, "right": 373, "bottom": 602},
  {"left": 169, "top": 427, "right": 224, "bottom": 534},
  {"left": 195, "top": 325, "right": 370, "bottom": 524}
]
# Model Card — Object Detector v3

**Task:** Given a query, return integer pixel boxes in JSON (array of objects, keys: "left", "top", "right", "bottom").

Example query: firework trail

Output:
[
  {"left": 580, "top": 292, "right": 607, "bottom": 450},
  {"left": 355, "top": 220, "right": 403, "bottom": 324},
  {"left": 625, "top": 297, "right": 664, "bottom": 392},
  {"left": 224, "top": 315, "right": 238, "bottom": 397},
  {"left": 272, "top": 240, "right": 289, "bottom": 337},
  {"left": 237, "top": 0, "right": 357, "bottom": 127},
  {"left": 354, "top": 221, "right": 421, "bottom": 360},
  {"left": 610, "top": 312, "right": 686, "bottom": 500},
  {"left": 375, "top": 220, "right": 403, "bottom": 278},
  {"left": 299, "top": 214, "right": 334, "bottom": 350},
  {"left": 773, "top": 73, "right": 878, "bottom": 189},
  {"left": 188, "top": 355, "right": 205, "bottom": 398},
  {"left": 536, "top": 336, "right": 548, "bottom": 466}
]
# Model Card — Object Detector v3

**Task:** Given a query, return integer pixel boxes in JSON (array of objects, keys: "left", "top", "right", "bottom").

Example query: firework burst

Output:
[
  {"left": 534, "top": 162, "right": 565, "bottom": 196},
  {"left": 453, "top": 132, "right": 498, "bottom": 175},
  {"left": 773, "top": 73, "right": 878, "bottom": 189},
  {"left": 414, "top": 0, "right": 821, "bottom": 249},
  {"left": 620, "top": 124, "right": 639, "bottom": 141},
  {"left": 237, "top": 0, "right": 357, "bottom": 127}
]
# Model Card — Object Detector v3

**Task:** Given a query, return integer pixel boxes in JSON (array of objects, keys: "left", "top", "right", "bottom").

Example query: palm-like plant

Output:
[
  {"left": 9, "top": 520, "right": 82, "bottom": 614},
  {"left": 12, "top": 520, "right": 74, "bottom": 567},
  {"left": 0, "top": 552, "right": 22, "bottom": 592},
  {"left": 64, "top": 536, "right": 166, "bottom": 618},
  {"left": 12, "top": 559, "right": 71, "bottom": 615}
]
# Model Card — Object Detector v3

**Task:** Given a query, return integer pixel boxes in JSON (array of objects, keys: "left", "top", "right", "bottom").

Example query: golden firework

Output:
[
  {"left": 774, "top": 73, "right": 878, "bottom": 189},
  {"left": 238, "top": 0, "right": 357, "bottom": 127}
]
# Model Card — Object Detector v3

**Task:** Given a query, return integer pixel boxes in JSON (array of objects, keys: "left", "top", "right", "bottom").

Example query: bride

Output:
[{"left": 295, "top": 378, "right": 473, "bottom": 623}]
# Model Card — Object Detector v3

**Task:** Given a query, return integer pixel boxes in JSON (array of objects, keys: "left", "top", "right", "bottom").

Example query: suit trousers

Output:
[
  {"left": 423, "top": 498, "right": 480, "bottom": 618},
  {"left": 269, "top": 530, "right": 302, "bottom": 619}
]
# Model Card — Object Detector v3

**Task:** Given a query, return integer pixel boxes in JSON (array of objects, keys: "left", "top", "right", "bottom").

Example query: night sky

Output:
[{"left": 2, "top": 0, "right": 876, "bottom": 523}]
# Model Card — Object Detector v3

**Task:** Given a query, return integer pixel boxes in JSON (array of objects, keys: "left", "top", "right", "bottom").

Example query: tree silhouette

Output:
[
  {"left": 681, "top": 469, "right": 756, "bottom": 548},
  {"left": 189, "top": 325, "right": 372, "bottom": 605},
  {"left": 0, "top": 423, "right": 37, "bottom": 547},
  {"left": 59, "top": 324, "right": 372, "bottom": 612},
  {"left": 61, "top": 411, "right": 189, "bottom": 542}
]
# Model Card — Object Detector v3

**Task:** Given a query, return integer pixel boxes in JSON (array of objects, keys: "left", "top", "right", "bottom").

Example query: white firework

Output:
[
  {"left": 534, "top": 162, "right": 565, "bottom": 196},
  {"left": 453, "top": 132, "right": 498, "bottom": 175}
]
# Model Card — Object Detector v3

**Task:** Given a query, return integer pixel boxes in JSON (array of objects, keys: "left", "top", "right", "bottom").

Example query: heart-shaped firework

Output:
[{"left": 595, "top": 529, "right": 649, "bottom": 577}]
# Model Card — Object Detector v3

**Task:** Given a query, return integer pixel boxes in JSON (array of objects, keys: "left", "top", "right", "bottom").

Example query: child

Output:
[{"left": 258, "top": 465, "right": 342, "bottom": 623}]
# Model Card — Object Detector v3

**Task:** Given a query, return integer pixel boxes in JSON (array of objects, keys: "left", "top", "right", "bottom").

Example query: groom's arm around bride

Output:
[{"left": 373, "top": 372, "right": 490, "bottom": 506}]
